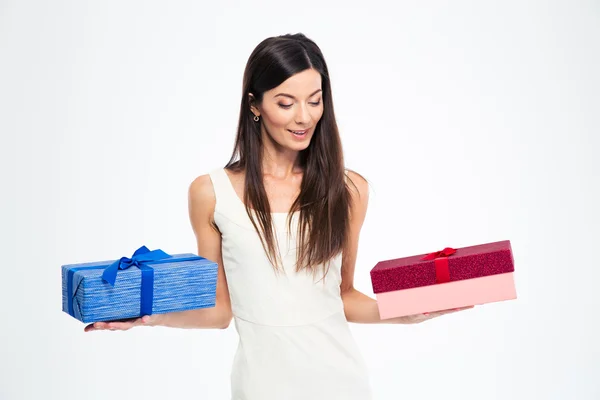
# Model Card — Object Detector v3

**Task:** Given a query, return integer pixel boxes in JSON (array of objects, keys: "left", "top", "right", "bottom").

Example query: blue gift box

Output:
[{"left": 61, "top": 246, "right": 218, "bottom": 323}]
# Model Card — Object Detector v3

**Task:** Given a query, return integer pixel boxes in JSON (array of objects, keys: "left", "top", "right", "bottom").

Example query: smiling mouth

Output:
[{"left": 288, "top": 129, "right": 309, "bottom": 135}]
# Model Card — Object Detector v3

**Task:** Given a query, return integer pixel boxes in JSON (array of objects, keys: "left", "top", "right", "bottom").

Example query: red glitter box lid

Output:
[{"left": 370, "top": 240, "right": 514, "bottom": 294}]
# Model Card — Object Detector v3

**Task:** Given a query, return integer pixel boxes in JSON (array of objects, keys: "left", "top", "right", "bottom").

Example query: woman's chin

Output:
[{"left": 289, "top": 139, "right": 311, "bottom": 151}]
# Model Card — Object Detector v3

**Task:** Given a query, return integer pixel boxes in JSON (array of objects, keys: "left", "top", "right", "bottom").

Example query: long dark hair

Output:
[{"left": 225, "top": 33, "right": 358, "bottom": 276}]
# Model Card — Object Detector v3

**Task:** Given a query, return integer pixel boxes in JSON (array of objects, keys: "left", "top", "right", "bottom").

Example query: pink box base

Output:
[{"left": 375, "top": 272, "right": 517, "bottom": 319}]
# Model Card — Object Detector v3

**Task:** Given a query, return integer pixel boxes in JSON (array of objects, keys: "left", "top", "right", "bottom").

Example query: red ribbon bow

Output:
[{"left": 420, "top": 247, "right": 457, "bottom": 283}]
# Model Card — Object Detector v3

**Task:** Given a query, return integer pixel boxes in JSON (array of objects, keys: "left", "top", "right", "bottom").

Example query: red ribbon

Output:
[{"left": 420, "top": 247, "right": 457, "bottom": 284}]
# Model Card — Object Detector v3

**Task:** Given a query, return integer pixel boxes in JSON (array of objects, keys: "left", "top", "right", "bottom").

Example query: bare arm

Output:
[
  {"left": 339, "top": 170, "right": 410, "bottom": 324},
  {"left": 152, "top": 174, "right": 233, "bottom": 329},
  {"left": 340, "top": 171, "right": 468, "bottom": 324},
  {"left": 85, "top": 174, "right": 233, "bottom": 331}
]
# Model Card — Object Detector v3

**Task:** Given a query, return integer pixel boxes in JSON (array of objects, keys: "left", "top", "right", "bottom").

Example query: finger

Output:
[
  {"left": 424, "top": 310, "right": 451, "bottom": 318},
  {"left": 86, "top": 317, "right": 148, "bottom": 332},
  {"left": 110, "top": 317, "right": 146, "bottom": 330},
  {"left": 113, "top": 317, "right": 139, "bottom": 323},
  {"left": 433, "top": 306, "right": 473, "bottom": 317},
  {"left": 449, "top": 306, "right": 474, "bottom": 312},
  {"left": 85, "top": 321, "right": 111, "bottom": 332},
  {"left": 107, "top": 322, "right": 134, "bottom": 330},
  {"left": 93, "top": 322, "right": 109, "bottom": 330},
  {"left": 440, "top": 306, "right": 472, "bottom": 313}
]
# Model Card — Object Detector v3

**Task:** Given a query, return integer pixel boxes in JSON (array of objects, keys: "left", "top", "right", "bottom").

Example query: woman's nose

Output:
[{"left": 294, "top": 104, "right": 310, "bottom": 124}]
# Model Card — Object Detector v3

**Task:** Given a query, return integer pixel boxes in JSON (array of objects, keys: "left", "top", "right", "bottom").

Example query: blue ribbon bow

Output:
[
  {"left": 101, "top": 246, "right": 171, "bottom": 315},
  {"left": 67, "top": 246, "right": 198, "bottom": 320},
  {"left": 102, "top": 245, "right": 170, "bottom": 286}
]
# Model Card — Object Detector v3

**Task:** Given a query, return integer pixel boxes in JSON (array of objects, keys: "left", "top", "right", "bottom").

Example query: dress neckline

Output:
[{"left": 221, "top": 168, "right": 300, "bottom": 217}]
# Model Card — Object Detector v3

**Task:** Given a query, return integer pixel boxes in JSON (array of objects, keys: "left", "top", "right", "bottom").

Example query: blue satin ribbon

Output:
[{"left": 66, "top": 246, "right": 204, "bottom": 320}]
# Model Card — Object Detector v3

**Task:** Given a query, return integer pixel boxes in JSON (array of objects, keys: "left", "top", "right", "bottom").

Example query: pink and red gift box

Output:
[{"left": 370, "top": 240, "right": 517, "bottom": 319}]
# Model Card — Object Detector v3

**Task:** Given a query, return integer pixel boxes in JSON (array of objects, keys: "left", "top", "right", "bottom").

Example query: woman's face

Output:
[{"left": 251, "top": 68, "right": 324, "bottom": 152}]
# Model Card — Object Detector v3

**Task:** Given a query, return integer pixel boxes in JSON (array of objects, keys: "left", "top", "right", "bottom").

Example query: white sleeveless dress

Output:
[{"left": 208, "top": 168, "right": 373, "bottom": 400}]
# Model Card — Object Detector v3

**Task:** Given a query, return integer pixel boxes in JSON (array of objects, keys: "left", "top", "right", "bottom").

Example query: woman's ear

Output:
[{"left": 248, "top": 93, "right": 260, "bottom": 117}]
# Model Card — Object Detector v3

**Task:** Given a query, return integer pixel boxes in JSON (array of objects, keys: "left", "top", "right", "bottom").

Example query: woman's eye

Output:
[{"left": 278, "top": 100, "right": 321, "bottom": 109}]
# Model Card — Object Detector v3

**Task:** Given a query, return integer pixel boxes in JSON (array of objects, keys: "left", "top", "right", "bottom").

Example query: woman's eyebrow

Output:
[{"left": 274, "top": 89, "right": 322, "bottom": 100}]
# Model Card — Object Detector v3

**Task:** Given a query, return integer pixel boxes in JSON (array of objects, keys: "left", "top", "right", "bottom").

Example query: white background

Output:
[{"left": 1, "top": 1, "right": 599, "bottom": 399}]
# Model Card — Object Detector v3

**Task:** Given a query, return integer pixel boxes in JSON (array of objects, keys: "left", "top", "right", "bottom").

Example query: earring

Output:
[{"left": 253, "top": 115, "right": 260, "bottom": 122}]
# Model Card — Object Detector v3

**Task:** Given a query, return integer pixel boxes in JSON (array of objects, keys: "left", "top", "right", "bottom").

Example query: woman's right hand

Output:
[
  {"left": 84, "top": 174, "right": 232, "bottom": 333},
  {"left": 84, "top": 315, "right": 159, "bottom": 332}
]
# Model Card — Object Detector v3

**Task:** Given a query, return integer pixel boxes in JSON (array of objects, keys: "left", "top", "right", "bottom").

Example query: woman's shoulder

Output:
[
  {"left": 344, "top": 169, "right": 369, "bottom": 199},
  {"left": 188, "top": 166, "right": 243, "bottom": 213},
  {"left": 188, "top": 172, "right": 217, "bottom": 211}
]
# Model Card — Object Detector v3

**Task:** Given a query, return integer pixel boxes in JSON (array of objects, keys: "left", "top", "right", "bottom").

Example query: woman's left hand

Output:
[{"left": 389, "top": 305, "right": 474, "bottom": 324}]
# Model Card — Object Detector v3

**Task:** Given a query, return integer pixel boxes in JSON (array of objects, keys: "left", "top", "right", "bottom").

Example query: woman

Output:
[{"left": 86, "top": 33, "right": 468, "bottom": 399}]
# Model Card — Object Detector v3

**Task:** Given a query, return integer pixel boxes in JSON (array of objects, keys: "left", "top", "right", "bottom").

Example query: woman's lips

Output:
[{"left": 288, "top": 129, "right": 309, "bottom": 135}]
